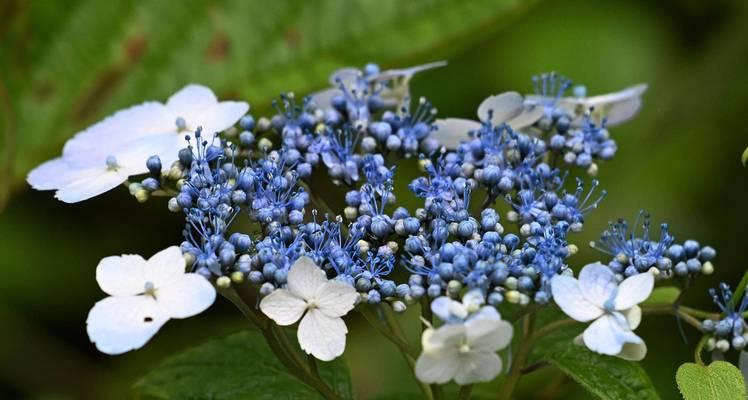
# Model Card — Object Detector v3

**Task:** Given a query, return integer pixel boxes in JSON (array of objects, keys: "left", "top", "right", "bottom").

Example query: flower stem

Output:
[
  {"left": 458, "top": 385, "right": 473, "bottom": 400},
  {"left": 694, "top": 335, "right": 709, "bottom": 366},
  {"left": 498, "top": 313, "right": 536, "bottom": 400}
]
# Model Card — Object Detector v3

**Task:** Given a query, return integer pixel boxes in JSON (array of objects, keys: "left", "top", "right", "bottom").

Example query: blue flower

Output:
[{"left": 702, "top": 283, "right": 748, "bottom": 352}]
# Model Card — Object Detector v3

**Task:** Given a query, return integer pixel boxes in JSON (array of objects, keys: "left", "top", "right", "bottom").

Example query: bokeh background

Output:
[{"left": 2, "top": 0, "right": 748, "bottom": 398}]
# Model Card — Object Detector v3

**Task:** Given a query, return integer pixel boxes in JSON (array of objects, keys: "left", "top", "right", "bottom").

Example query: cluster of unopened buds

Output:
[{"left": 28, "top": 60, "right": 744, "bottom": 394}]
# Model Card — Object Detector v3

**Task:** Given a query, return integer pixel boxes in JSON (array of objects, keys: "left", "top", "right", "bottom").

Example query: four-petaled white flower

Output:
[
  {"left": 415, "top": 298, "right": 513, "bottom": 385},
  {"left": 260, "top": 256, "right": 358, "bottom": 361},
  {"left": 432, "top": 92, "right": 544, "bottom": 149},
  {"left": 86, "top": 246, "right": 216, "bottom": 355},
  {"left": 28, "top": 84, "right": 248, "bottom": 203},
  {"left": 551, "top": 262, "right": 654, "bottom": 361}
]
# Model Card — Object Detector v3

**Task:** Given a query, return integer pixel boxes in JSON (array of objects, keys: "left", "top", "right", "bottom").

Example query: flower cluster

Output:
[
  {"left": 591, "top": 211, "right": 716, "bottom": 279},
  {"left": 702, "top": 283, "right": 748, "bottom": 353}
]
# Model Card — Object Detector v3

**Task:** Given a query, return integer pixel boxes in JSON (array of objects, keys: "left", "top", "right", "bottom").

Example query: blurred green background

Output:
[{"left": 2, "top": 0, "right": 748, "bottom": 398}]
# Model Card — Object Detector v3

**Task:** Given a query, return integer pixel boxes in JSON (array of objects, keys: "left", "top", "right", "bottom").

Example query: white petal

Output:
[
  {"left": 422, "top": 324, "right": 466, "bottom": 353},
  {"left": 582, "top": 314, "right": 641, "bottom": 356},
  {"left": 112, "top": 134, "right": 185, "bottom": 174},
  {"left": 618, "top": 341, "right": 647, "bottom": 361},
  {"left": 371, "top": 61, "right": 447, "bottom": 82},
  {"left": 96, "top": 254, "right": 147, "bottom": 296},
  {"left": 309, "top": 88, "right": 342, "bottom": 110},
  {"left": 578, "top": 263, "right": 618, "bottom": 308},
  {"left": 166, "top": 84, "right": 218, "bottom": 117},
  {"left": 287, "top": 256, "right": 328, "bottom": 300},
  {"left": 432, "top": 118, "right": 481, "bottom": 150},
  {"left": 156, "top": 274, "right": 216, "bottom": 319},
  {"left": 454, "top": 352, "right": 503, "bottom": 385},
  {"left": 54, "top": 168, "right": 128, "bottom": 203},
  {"left": 328, "top": 67, "right": 361, "bottom": 87},
  {"left": 86, "top": 295, "right": 168, "bottom": 355},
  {"left": 415, "top": 350, "right": 460, "bottom": 384},
  {"left": 431, "top": 297, "right": 468, "bottom": 322},
  {"left": 614, "top": 272, "right": 654, "bottom": 310},
  {"left": 623, "top": 305, "right": 642, "bottom": 330},
  {"left": 195, "top": 101, "right": 249, "bottom": 135},
  {"left": 259, "top": 289, "right": 307, "bottom": 326},
  {"left": 466, "top": 318, "right": 513, "bottom": 352},
  {"left": 27, "top": 158, "right": 79, "bottom": 190},
  {"left": 144, "top": 246, "right": 187, "bottom": 288},
  {"left": 477, "top": 92, "right": 524, "bottom": 125},
  {"left": 62, "top": 101, "right": 173, "bottom": 168},
  {"left": 314, "top": 281, "right": 357, "bottom": 318},
  {"left": 466, "top": 306, "right": 501, "bottom": 323},
  {"left": 505, "top": 103, "right": 545, "bottom": 130},
  {"left": 551, "top": 275, "right": 604, "bottom": 322},
  {"left": 297, "top": 309, "right": 347, "bottom": 361}
]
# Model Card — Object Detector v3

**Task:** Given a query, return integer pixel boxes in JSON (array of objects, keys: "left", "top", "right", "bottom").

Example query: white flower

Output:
[
  {"left": 415, "top": 305, "right": 513, "bottom": 385},
  {"left": 432, "top": 92, "right": 544, "bottom": 149},
  {"left": 525, "top": 83, "right": 648, "bottom": 128},
  {"left": 259, "top": 257, "right": 358, "bottom": 361},
  {"left": 27, "top": 84, "right": 248, "bottom": 203},
  {"left": 86, "top": 246, "right": 216, "bottom": 355},
  {"left": 551, "top": 262, "right": 654, "bottom": 361}
]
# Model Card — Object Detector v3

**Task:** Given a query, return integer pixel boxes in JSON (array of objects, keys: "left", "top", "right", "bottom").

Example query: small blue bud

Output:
[
  {"left": 683, "top": 240, "right": 700, "bottom": 258},
  {"left": 410, "top": 285, "right": 425, "bottom": 299},
  {"left": 249, "top": 270, "right": 263, "bottom": 284},
  {"left": 700, "top": 246, "right": 717, "bottom": 262},
  {"left": 356, "top": 277, "right": 372, "bottom": 292},
  {"left": 427, "top": 284, "right": 442, "bottom": 298},
  {"left": 367, "top": 290, "right": 381, "bottom": 304},
  {"left": 178, "top": 148, "right": 193, "bottom": 166},
  {"left": 142, "top": 177, "right": 159, "bottom": 192},
  {"left": 686, "top": 258, "right": 702, "bottom": 273},
  {"left": 396, "top": 283, "right": 411, "bottom": 298},
  {"left": 239, "top": 115, "right": 255, "bottom": 131},
  {"left": 239, "top": 131, "right": 255, "bottom": 147},
  {"left": 379, "top": 280, "right": 396, "bottom": 297},
  {"left": 146, "top": 155, "right": 162, "bottom": 175}
]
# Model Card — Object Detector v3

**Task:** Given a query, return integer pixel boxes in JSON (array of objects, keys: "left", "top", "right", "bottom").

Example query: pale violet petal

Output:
[
  {"left": 454, "top": 352, "right": 503, "bottom": 385},
  {"left": 465, "top": 318, "right": 513, "bottom": 352},
  {"left": 313, "top": 281, "right": 357, "bottom": 318},
  {"left": 578, "top": 262, "right": 618, "bottom": 308},
  {"left": 86, "top": 295, "right": 168, "bottom": 355},
  {"left": 614, "top": 272, "right": 654, "bottom": 310},
  {"left": 96, "top": 254, "right": 147, "bottom": 296},
  {"left": 144, "top": 246, "right": 187, "bottom": 288},
  {"left": 431, "top": 297, "right": 467, "bottom": 323},
  {"left": 259, "top": 289, "right": 307, "bottom": 326},
  {"left": 195, "top": 101, "right": 249, "bottom": 135},
  {"left": 415, "top": 350, "right": 459, "bottom": 384},
  {"left": 477, "top": 92, "right": 524, "bottom": 124},
  {"left": 309, "top": 88, "right": 343, "bottom": 110},
  {"left": 27, "top": 158, "right": 79, "bottom": 191},
  {"left": 54, "top": 168, "right": 129, "bottom": 203},
  {"left": 156, "top": 274, "right": 216, "bottom": 319},
  {"left": 62, "top": 101, "right": 173, "bottom": 168},
  {"left": 582, "top": 314, "right": 641, "bottom": 356},
  {"left": 432, "top": 118, "right": 481, "bottom": 150},
  {"left": 166, "top": 84, "right": 218, "bottom": 118},
  {"left": 297, "top": 309, "right": 347, "bottom": 361},
  {"left": 505, "top": 103, "right": 545, "bottom": 130},
  {"left": 623, "top": 305, "right": 642, "bottom": 330},
  {"left": 287, "top": 256, "right": 328, "bottom": 300},
  {"left": 551, "top": 275, "right": 604, "bottom": 322},
  {"left": 617, "top": 341, "right": 647, "bottom": 361}
]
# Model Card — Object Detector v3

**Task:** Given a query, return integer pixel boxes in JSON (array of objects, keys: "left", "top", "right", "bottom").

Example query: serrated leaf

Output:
[
  {"left": 132, "top": 330, "right": 353, "bottom": 400},
  {"left": 676, "top": 361, "right": 746, "bottom": 400},
  {"left": 642, "top": 286, "right": 681, "bottom": 307},
  {"left": 2, "top": 0, "right": 533, "bottom": 207}
]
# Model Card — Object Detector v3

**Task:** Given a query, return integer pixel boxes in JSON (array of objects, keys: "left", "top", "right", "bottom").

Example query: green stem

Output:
[
  {"left": 694, "top": 335, "right": 709, "bottom": 366},
  {"left": 458, "top": 385, "right": 473, "bottom": 400},
  {"left": 358, "top": 305, "right": 434, "bottom": 400},
  {"left": 498, "top": 313, "right": 536, "bottom": 400},
  {"left": 421, "top": 297, "right": 433, "bottom": 333},
  {"left": 308, "top": 354, "right": 321, "bottom": 381},
  {"left": 679, "top": 306, "right": 720, "bottom": 320}
]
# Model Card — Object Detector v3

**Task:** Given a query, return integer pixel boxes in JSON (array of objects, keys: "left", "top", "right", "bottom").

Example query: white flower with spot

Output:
[
  {"left": 551, "top": 262, "right": 654, "bottom": 361},
  {"left": 28, "top": 84, "right": 248, "bottom": 203},
  {"left": 86, "top": 246, "right": 216, "bottom": 355},
  {"left": 415, "top": 296, "right": 513, "bottom": 385},
  {"left": 260, "top": 256, "right": 358, "bottom": 361}
]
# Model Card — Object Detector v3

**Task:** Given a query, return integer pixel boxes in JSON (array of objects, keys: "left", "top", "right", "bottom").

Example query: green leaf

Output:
[
  {"left": 1, "top": 0, "right": 533, "bottom": 207},
  {"left": 733, "top": 270, "right": 748, "bottom": 310},
  {"left": 642, "top": 286, "right": 681, "bottom": 307},
  {"left": 742, "top": 146, "right": 748, "bottom": 166},
  {"left": 529, "top": 310, "right": 660, "bottom": 400},
  {"left": 676, "top": 361, "right": 746, "bottom": 400},
  {"left": 544, "top": 344, "right": 661, "bottom": 400},
  {"left": 132, "top": 330, "right": 353, "bottom": 400}
]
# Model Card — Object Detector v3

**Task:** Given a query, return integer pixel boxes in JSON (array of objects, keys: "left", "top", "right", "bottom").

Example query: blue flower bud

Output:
[
  {"left": 263, "top": 263, "right": 278, "bottom": 280},
  {"left": 668, "top": 244, "right": 685, "bottom": 260},
  {"left": 176, "top": 192, "right": 193, "bottom": 209},
  {"left": 684, "top": 240, "right": 700, "bottom": 258},
  {"left": 409, "top": 274, "right": 424, "bottom": 287},
  {"left": 249, "top": 270, "right": 263, "bottom": 284},
  {"left": 385, "top": 135, "right": 401, "bottom": 151},
  {"left": 403, "top": 217, "right": 420, "bottom": 235},
  {"left": 686, "top": 258, "right": 702, "bottom": 273},
  {"left": 370, "top": 122, "right": 392, "bottom": 142},
  {"left": 700, "top": 246, "right": 717, "bottom": 262},
  {"left": 396, "top": 283, "right": 411, "bottom": 298},
  {"left": 146, "top": 155, "right": 162, "bottom": 175},
  {"left": 356, "top": 277, "right": 372, "bottom": 292},
  {"left": 239, "top": 115, "right": 256, "bottom": 131},
  {"left": 488, "top": 292, "right": 503, "bottom": 305},
  {"left": 274, "top": 269, "right": 288, "bottom": 285},
  {"left": 427, "top": 284, "right": 442, "bottom": 298},
  {"left": 368, "top": 290, "right": 381, "bottom": 304},
  {"left": 410, "top": 285, "right": 425, "bottom": 299},
  {"left": 550, "top": 134, "right": 566, "bottom": 150},
  {"left": 379, "top": 280, "right": 396, "bottom": 297},
  {"left": 142, "top": 177, "right": 159, "bottom": 192},
  {"left": 674, "top": 262, "right": 688, "bottom": 276},
  {"left": 239, "top": 131, "right": 255, "bottom": 147},
  {"left": 178, "top": 148, "right": 193, "bottom": 166}
]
